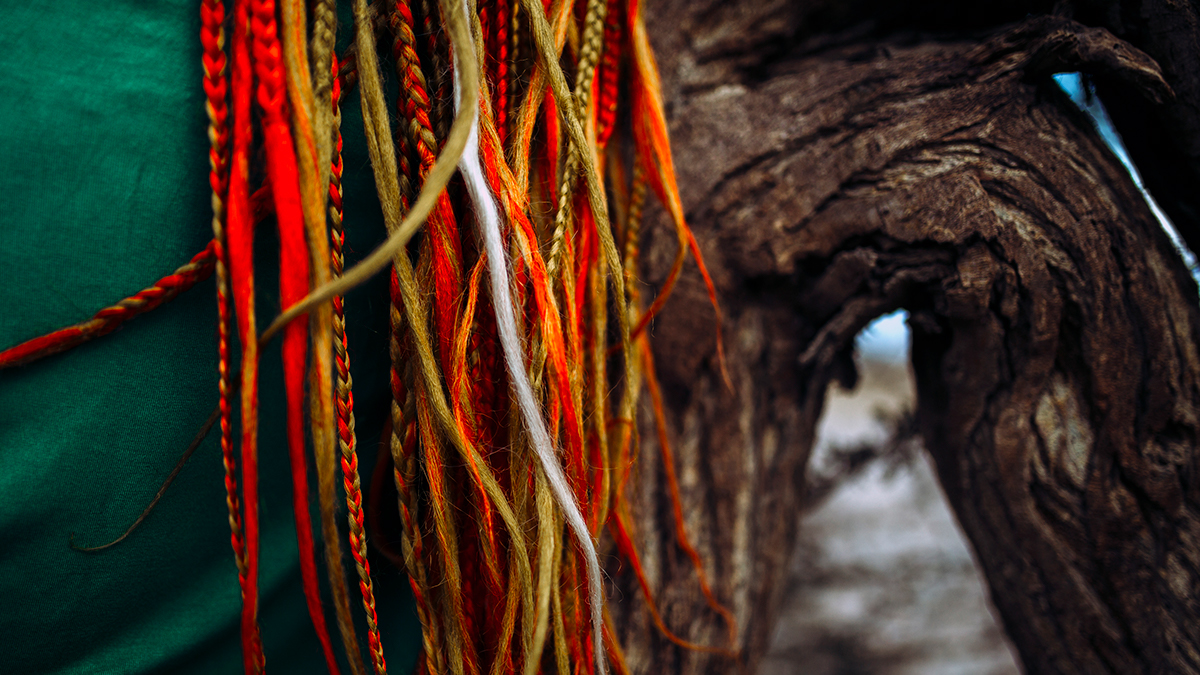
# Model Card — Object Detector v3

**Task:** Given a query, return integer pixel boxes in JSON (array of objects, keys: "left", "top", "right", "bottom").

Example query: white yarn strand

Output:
[{"left": 450, "top": 5, "right": 609, "bottom": 674}]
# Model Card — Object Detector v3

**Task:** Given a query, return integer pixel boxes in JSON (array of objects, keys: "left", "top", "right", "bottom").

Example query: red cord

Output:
[
  {"left": 226, "top": 0, "right": 264, "bottom": 670},
  {"left": 0, "top": 244, "right": 216, "bottom": 369}
]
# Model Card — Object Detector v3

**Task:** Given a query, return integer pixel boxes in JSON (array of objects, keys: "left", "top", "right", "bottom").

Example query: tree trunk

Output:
[{"left": 610, "top": 4, "right": 1200, "bottom": 674}]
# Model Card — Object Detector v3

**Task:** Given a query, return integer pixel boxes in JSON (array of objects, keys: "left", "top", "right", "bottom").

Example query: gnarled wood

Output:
[{"left": 612, "top": 8, "right": 1200, "bottom": 675}]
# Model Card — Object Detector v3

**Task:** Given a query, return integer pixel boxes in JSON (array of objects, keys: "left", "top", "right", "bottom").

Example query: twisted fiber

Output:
[
  {"left": 549, "top": 542, "right": 570, "bottom": 675},
  {"left": 391, "top": 241, "right": 525, "bottom": 675},
  {"left": 508, "top": 0, "right": 570, "bottom": 200},
  {"left": 276, "top": 12, "right": 358, "bottom": 662},
  {"left": 448, "top": 48, "right": 530, "bottom": 653},
  {"left": 392, "top": 0, "right": 467, "bottom": 377},
  {"left": 347, "top": 2, "right": 517, "bottom": 674},
  {"left": 449, "top": 260, "right": 508, "bottom": 601},
  {"left": 621, "top": 161, "right": 645, "bottom": 284},
  {"left": 386, "top": 2, "right": 420, "bottom": 205},
  {"left": 473, "top": 89, "right": 586, "bottom": 593},
  {"left": 201, "top": 0, "right": 249, "bottom": 596},
  {"left": 448, "top": 259, "right": 505, "bottom": 598},
  {"left": 502, "top": 407, "right": 535, "bottom": 661},
  {"left": 385, "top": 272, "right": 435, "bottom": 635},
  {"left": 520, "top": 3, "right": 641, "bottom": 670},
  {"left": 261, "top": 0, "right": 479, "bottom": 340},
  {"left": 227, "top": 0, "right": 265, "bottom": 670},
  {"left": 524, "top": 467, "right": 559, "bottom": 675},
  {"left": 372, "top": 101, "right": 445, "bottom": 675},
  {"left": 585, "top": 252, "right": 609, "bottom": 536},
  {"left": 277, "top": 6, "right": 363, "bottom": 675},
  {"left": 495, "top": 0, "right": 590, "bottom": 475},
  {"left": 452, "top": 15, "right": 519, "bottom": 607},
  {"left": 396, "top": 0, "right": 497, "bottom": 659},
  {"left": 388, "top": 288, "right": 445, "bottom": 675},
  {"left": 472, "top": 102, "right": 593, "bottom": 670},
  {"left": 546, "top": 0, "right": 607, "bottom": 276},
  {"left": 391, "top": 216, "right": 534, "bottom": 675},
  {"left": 446, "top": 127, "right": 549, "bottom": 672},
  {"left": 362, "top": 0, "right": 534, "bottom": 585},
  {"left": 420, "top": 0, "right": 452, "bottom": 143},
  {"left": 593, "top": 0, "right": 622, "bottom": 150},
  {"left": 311, "top": 0, "right": 338, "bottom": 195},
  {"left": 217, "top": 238, "right": 246, "bottom": 584},
  {"left": 328, "top": 61, "right": 389, "bottom": 675},
  {"left": 479, "top": 2, "right": 490, "bottom": 84},
  {"left": 490, "top": 516, "right": 523, "bottom": 675},
  {"left": 494, "top": 0, "right": 509, "bottom": 146},
  {"left": 277, "top": 6, "right": 358, "bottom": 669},
  {"left": 0, "top": 243, "right": 215, "bottom": 369},
  {"left": 248, "top": 2, "right": 345, "bottom": 673},
  {"left": 373, "top": 14, "right": 442, "bottom": 665},
  {"left": 278, "top": 6, "right": 362, "bottom": 672},
  {"left": 414, "top": 381, "right": 475, "bottom": 675}
]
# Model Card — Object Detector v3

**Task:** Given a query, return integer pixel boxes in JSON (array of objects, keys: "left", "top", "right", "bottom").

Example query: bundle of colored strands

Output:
[
  {"left": 1, "top": 0, "right": 738, "bottom": 673},
  {"left": 358, "top": 1, "right": 740, "bottom": 673}
]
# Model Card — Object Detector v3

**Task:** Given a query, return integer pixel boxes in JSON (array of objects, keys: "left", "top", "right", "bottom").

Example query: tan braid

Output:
[
  {"left": 546, "top": 0, "right": 607, "bottom": 276},
  {"left": 328, "top": 61, "right": 390, "bottom": 675},
  {"left": 201, "top": 0, "right": 246, "bottom": 589}
]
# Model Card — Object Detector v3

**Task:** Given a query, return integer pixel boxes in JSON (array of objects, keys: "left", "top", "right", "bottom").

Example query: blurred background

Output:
[
  {"left": 761, "top": 311, "right": 1021, "bottom": 675},
  {"left": 759, "top": 72, "right": 1197, "bottom": 675}
]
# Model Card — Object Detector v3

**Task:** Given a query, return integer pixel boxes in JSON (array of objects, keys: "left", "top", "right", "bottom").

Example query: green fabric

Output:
[{"left": 0, "top": 2, "right": 419, "bottom": 673}]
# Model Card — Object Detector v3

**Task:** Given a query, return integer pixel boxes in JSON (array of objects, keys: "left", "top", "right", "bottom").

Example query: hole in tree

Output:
[{"left": 761, "top": 311, "right": 1021, "bottom": 675}]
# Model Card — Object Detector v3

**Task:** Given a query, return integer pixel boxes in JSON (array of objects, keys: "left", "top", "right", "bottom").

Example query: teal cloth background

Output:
[{"left": 0, "top": 2, "right": 419, "bottom": 673}]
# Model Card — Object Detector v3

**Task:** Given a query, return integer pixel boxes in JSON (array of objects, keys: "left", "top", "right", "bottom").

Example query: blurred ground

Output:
[{"left": 761, "top": 321, "right": 1022, "bottom": 675}]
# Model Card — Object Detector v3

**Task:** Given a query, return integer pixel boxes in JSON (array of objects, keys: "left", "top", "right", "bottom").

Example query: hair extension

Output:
[
  {"left": 278, "top": 0, "right": 365, "bottom": 669},
  {"left": 451, "top": 7, "right": 607, "bottom": 671},
  {"left": 249, "top": 0, "right": 344, "bottom": 670},
  {"left": 225, "top": 1, "right": 266, "bottom": 670},
  {"left": 200, "top": 0, "right": 252, "bottom": 644},
  {"left": 262, "top": 0, "right": 480, "bottom": 340},
  {"left": 2, "top": 2, "right": 752, "bottom": 673},
  {"left": 311, "top": 0, "right": 339, "bottom": 194},
  {"left": 329, "top": 57, "right": 389, "bottom": 675}
]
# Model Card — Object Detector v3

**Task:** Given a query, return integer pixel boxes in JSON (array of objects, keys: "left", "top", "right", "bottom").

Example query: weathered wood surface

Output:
[{"left": 612, "top": 5, "right": 1200, "bottom": 674}]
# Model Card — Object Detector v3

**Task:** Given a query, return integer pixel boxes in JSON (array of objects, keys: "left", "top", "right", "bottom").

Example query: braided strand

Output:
[
  {"left": 0, "top": 244, "right": 216, "bottom": 369},
  {"left": 329, "top": 58, "right": 389, "bottom": 675},
  {"left": 200, "top": 0, "right": 249, "bottom": 612}
]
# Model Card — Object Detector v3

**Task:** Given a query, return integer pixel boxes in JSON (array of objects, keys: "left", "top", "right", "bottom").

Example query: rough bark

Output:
[{"left": 611, "top": 7, "right": 1200, "bottom": 675}]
